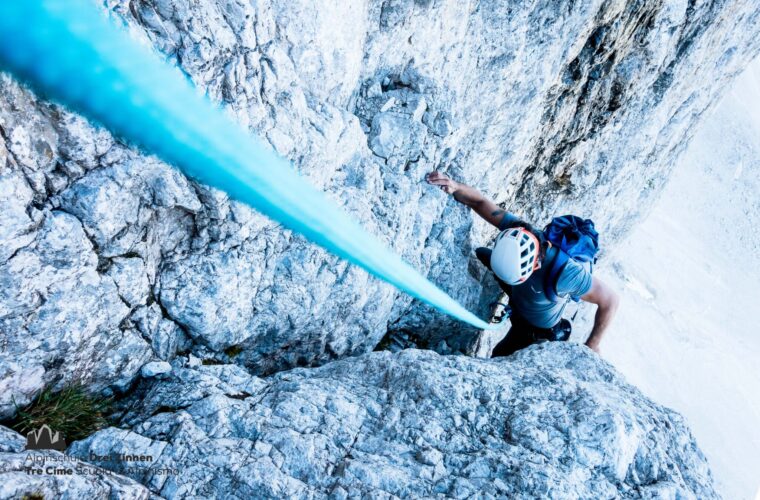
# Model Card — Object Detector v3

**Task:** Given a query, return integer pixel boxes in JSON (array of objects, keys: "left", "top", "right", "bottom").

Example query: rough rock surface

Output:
[
  {"left": 0, "top": 425, "right": 152, "bottom": 500},
  {"left": 2, "top": 0, "right": 760, "bottom": 412},
  {"left": 66, "top": 344, "right": 717, "bottom": 499}
]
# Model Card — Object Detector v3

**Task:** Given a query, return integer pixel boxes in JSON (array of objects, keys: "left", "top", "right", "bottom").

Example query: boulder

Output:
[
  {"left": 0, "top": 425, "right": 152, "bottom": 500},
  {"left": 69, "top": 344, "right": 717, "bottom": 499}
]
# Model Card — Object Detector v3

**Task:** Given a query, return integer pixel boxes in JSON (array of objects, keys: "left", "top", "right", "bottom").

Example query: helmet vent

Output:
[{"left": 491, "top": 226, "right": 540, "bottom": 285}]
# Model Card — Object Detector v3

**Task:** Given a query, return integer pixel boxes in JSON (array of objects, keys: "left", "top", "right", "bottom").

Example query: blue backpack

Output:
[{"left": 542, "top": 215, "right": 599, "bottom": 302}]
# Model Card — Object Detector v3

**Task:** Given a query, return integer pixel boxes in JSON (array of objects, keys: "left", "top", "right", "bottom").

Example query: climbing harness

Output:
[
  {"left": 488, "top": 297, "right": 511, "bottom": 325},
  {"left": 0, "top": 0, "right": 497, "bottom": 330}
]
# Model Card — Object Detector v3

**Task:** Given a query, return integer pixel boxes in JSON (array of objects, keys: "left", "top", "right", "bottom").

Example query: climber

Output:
[{"left": 425, "top": 171, "right": 619, "bottom": 355}]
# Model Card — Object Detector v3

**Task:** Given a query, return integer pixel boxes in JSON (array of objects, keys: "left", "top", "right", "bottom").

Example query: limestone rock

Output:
[
  {"left": 68, "top": 344, "right": 717, "bottom": 499},
  {"left": 0, "top": 425, "right": 153, "bottom": 500},
  {"left": 141, "top": 361, "right": 172, "bottom": 378},
  {"left": 107, "top": 257, "right": 150, "bottom": 308},
  {"left": 1, "top": 0, "right": 760, "bottom": 409},
  {"left": 0, "top": 210, "right": 152, "bottom": 415}
]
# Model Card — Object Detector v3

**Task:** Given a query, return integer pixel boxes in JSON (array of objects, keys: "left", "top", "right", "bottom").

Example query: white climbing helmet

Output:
[{"left": 490, "top": 227, "right": 540, "bottom": 285}]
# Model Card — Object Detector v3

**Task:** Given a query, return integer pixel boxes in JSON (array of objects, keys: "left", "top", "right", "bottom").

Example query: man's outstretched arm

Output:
[
  {"left": 580, "top": 277, "right": 620, "bottom": 353},
  {"left": 425, "top": 171, "right": 506, "bottom": 228}
]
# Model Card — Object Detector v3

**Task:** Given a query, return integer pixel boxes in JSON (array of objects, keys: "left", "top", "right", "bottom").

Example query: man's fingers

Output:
[
  {"left": 428, "top": 178, "right": 450, "bottom": 186},
  {"left": 427, "top": 172, "right": 456, "bottom": 195}
]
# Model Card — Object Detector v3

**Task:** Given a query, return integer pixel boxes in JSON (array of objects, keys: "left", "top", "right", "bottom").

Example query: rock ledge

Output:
[{"left": 61, "top": 344, "right": 716, "bottom": 499}]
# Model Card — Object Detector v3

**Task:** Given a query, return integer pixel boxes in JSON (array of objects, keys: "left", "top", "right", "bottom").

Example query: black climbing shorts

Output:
[{"left": 491, "top": 313, "right": 572, "bottom": 358}]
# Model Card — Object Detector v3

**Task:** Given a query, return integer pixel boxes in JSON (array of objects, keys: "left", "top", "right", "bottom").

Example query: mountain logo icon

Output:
[{"left": 25, "top": 425, "right": 67, "bottom": 451}]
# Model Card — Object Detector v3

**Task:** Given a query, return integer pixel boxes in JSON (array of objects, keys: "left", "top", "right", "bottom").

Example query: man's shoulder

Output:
[
  {"left": 556, "top": 254, "right": 593, "bottom": 296},
  {"left": 560, "top": 256, "right": 591, "bottom": 274},
  {"left": 497, "top": 212, "right": 522, "bottom": 230}
]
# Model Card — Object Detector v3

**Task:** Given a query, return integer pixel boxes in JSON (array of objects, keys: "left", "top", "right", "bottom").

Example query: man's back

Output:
[{"left": 509, "top": 246, "right": 592, "bottom": 329}]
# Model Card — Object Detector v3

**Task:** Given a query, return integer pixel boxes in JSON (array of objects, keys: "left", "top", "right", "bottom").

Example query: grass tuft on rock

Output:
[
  {"left": 224, "top": 345, "right": 243, "bottom": 358},
  {"left": 11, "top": 383, "right": 112, "bottom": 442}
]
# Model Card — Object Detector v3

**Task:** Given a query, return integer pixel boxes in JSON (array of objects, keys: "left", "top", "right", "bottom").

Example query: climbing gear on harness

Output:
[
  {"left": 532, "top": 318, "right": 572, "bottom": 342},
  {"left": 543, "top": 215, "right": 599, "bottom": 302},
  {"left": 488, "top": 295, "right": 511, "bottom": 325},
  {"left": 0, "top": 0, "right": 499, "bottom": 330},
  {"left": 490, "top": 227, "right": 540, "bottom": 285}
]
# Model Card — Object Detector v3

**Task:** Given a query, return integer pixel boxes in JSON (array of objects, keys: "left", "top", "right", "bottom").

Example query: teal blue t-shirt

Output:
[{"left": 498, "top": 214, "right": 593, "bottom": 328}]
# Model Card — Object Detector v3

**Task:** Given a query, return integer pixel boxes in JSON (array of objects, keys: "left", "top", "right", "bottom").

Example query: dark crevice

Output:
[
  {"left": 515, "top": 1, "right": 665, "bottom": 204},
  {"left": 150, "top": 404, "right": 191, "bottom": 418}
]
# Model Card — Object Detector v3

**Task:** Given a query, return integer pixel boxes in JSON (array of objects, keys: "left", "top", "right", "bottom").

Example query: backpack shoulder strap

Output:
[{"left": 543, "top": 247, "right": 569, "bottom": 303}]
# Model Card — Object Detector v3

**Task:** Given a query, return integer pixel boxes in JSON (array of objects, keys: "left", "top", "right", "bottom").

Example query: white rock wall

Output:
[{"left": 1, "top": 0, "right": 760, "bottom": 414}]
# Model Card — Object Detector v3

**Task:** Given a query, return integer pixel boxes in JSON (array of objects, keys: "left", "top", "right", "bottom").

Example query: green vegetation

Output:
[
  {"left": 224, "top": 345, "right": 244, "bottom": 358},
  {"left": 11, "top": 383, "right": 112, "bottom": 442}
]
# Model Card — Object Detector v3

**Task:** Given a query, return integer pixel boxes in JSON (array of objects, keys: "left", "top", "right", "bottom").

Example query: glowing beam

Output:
[{"left": 0, "top": 0, "right": 494, "bottom": 330}]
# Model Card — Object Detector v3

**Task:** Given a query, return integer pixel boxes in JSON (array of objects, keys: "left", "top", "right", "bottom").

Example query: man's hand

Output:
[
  {"left": 426, "top": 171, "right": 460, "bottom": 194},
  {"left": 585, "top": 340, "right": 602, "bottom": 354},
  {"left": 580, "top": 277, "right": 620, "bottom": 354},
  {"left": 425, "top": 171, "right": 505, "bottom": 228}
]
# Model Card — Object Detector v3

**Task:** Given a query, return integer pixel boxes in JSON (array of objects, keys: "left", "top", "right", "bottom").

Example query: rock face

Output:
[
  {"left": 2, "top": 0, "right": 760, "bottom": 410},
  {"left": 66, "top": 344, "right": 717, "bottom": 499},
  {"left": 0, "top": 425, "right": 151, "bottom": 499}
]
